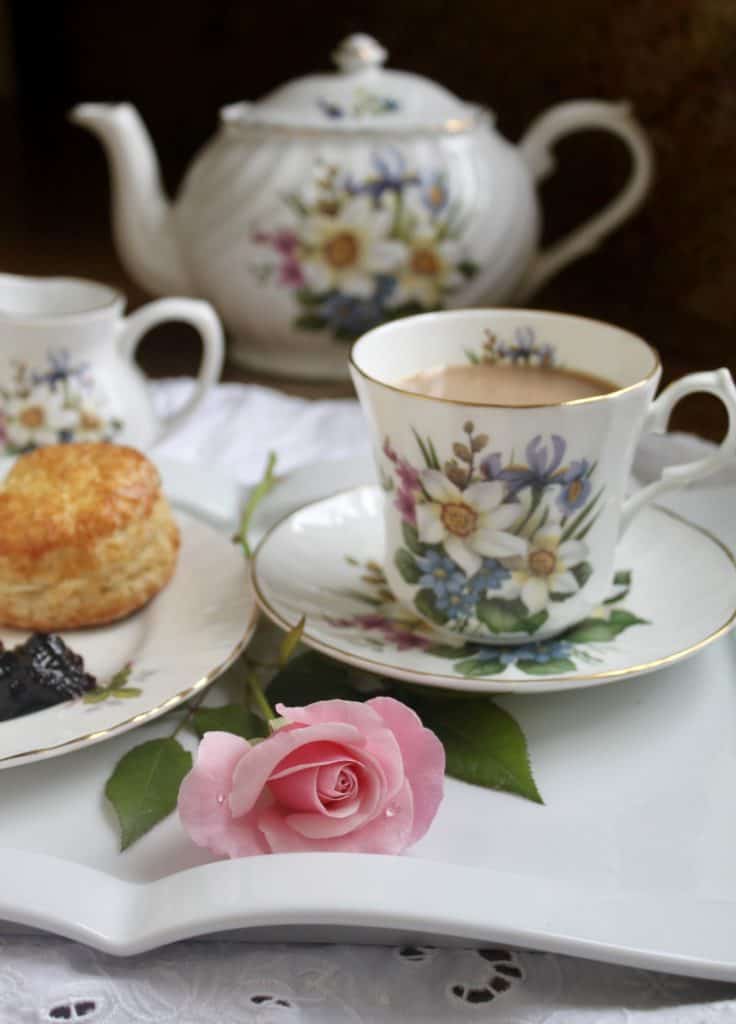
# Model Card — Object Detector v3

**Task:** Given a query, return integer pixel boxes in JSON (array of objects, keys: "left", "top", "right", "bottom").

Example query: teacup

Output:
[
  {"left": 350, "top": 309, "right": 736, "bottom": 644},
  {"left": 0, "top": 273, "right": 224, "bottom": 453}
]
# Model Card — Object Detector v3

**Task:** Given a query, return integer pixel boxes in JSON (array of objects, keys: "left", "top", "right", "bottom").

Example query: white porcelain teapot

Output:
[{"left": 72, "top": 33, "right": 653, "bottom": 380}]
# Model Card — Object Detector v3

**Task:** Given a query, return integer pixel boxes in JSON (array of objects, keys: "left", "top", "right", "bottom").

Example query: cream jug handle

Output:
[
  {"left": 620, "top": 369, "right": 736, "bottom": 533},
  {"left": 118, "top": 298, "right": 224, "bottom": 443},
  {"left": 517, "top": 100, "right": 654, "bottom": 300}
]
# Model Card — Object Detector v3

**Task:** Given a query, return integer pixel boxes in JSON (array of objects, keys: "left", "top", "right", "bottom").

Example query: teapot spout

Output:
[{"left": 70, "top": 102, "right": 192, "bottom": 297}]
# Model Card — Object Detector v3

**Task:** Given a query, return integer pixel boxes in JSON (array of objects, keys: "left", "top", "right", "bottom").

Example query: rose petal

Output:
[
  {"left": 366, "top": 697, "right": 445, "bottom": 847},
  {"left": 276, "top": 700, "right": 405, "bottom": 800},
  {"left": 178, "top": 732, "right": 268, "bottom": 858},
  {"left": 257, "top": 780, "right": 415, "bottom": 855},
  {"left": 229, "top": 722, "right": 363, "bottom": 817}
]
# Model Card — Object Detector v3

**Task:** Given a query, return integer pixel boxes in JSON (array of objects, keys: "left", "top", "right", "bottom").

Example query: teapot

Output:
[{"left": 72, "top": 33, "right": 653, "bottom": 381}]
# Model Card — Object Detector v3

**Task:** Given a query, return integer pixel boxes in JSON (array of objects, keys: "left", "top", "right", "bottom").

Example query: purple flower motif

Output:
[
  {"left": 329, "top": 613, "right": 432, "bottom": 651},
  {"left": 31, "top": 350, "right": 87, "bottom": 392},
  {"left": 396, "top": 459, "right": 421, "bottom": 492},
  {"left": 346, "top": 149, "right": 419, "bottom": 204},
  {"left": 496, "top": 434, "right": 567, "bottom": 495},
  {"left": 394, "top": 487, "right": 417, "bottom": 525},
  {"left": 383, "top": 437, "right": 399, "bottom": 463},
  {"left": 556, "top": 459, "right": 592, "bottom": 514}
]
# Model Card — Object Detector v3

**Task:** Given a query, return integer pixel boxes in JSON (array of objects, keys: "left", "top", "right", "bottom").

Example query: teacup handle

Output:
[
  {"left": 118, "top": 298, "right": 224, "bottom": 443},
  {"left": 621, "top": 368, "right": 736, "bottom": 532},
  {"left": 517, "top": 100, "right": 654, "bottom": 300}
]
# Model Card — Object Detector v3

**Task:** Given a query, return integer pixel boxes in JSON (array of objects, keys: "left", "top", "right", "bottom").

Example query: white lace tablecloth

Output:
[{"left": 2, "top": 379, "right": 735, "bottom": 1024}]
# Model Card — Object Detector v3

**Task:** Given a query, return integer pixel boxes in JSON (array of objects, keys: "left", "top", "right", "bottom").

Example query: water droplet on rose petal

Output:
[
  {"left": 216, "top": 793, "right": 225, "bottom": 805},
  {"left": 385, "top": 805, "right": 397, "bottom": 818}
]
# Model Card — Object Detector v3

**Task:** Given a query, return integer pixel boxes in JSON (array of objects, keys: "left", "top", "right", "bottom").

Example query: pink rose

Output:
[{"left": 177, "top": 697, "right": 445, "bottom": 857}]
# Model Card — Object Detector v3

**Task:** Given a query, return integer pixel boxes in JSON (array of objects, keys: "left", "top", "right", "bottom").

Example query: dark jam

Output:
[{"left": 0, "top": 634, "right": 97, "bottom": 722}]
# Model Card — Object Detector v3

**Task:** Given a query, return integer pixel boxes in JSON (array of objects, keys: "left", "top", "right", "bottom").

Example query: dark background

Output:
[{"left": 1, "top": 0, "right": 735, "bottom": 437}]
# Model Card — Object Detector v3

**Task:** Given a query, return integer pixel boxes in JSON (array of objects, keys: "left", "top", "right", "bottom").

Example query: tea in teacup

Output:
[{"left": 397, "top": 362, "right": 617, "bottom": 405}]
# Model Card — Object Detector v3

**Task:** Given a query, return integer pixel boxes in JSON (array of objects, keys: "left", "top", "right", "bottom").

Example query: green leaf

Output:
[
  {"left": 414, "top": 588, "right": 448, "bottom": 625},
  {"left": 563, "top": 609, "right": 647, "bottom": 644},
  {"left": 105, "top": 738, "right": 192, "bottom": 851},
  {"left": 395, "top": 548, "right": 421, "bottom": 584},
  {"left": 458, "top": 260, "right": 479, "bottom": 278},
  {"left": 411, "top": 428, "right": 436, "bottom": 470},
  {"left": 267, "top": 650, "right": 360, "bottom": 707},
  {"left": 613, "top": 570, "right": 632, "bottom": 586},
  {"left": 516, "top": 657, "right": 577, "bottom": 675},
  {"left": 561, "top": 487, "right": 604, "bottom": 542},
  {"left": 192, "top": 704, "right": 263, "bottom": 740},
  {"left": 233, "top": 451, "right": 278, "bottom": 557},
  {"left": 279, "top": 615, "right": 305, "bottom": 666},
  {"left": 427, "top": 643, "right": 469, "bottom": 659},
  {"left": 571, "top": 561, "right": 593, "bottom": 588},
  {"left": 464, "top": 348, "right": 480, "bottom": 365},
  {"left": 522, "top": 610, "right": 549, "bottom": 634},
  {"left": 294, "top": 314, "right": 327, "bottom": 331},
  {"left": 476, "top": 597, "right": 542, "bottom": 634},
  {"left": 454, "top": 657, "right": 506, "bottom": 677},
  {"left": 410, "top": 696, "right": 543, "bottom": 803},
  {"left": 401, "top": 521, "right": 423, "bottom": 555},
  {"left": 110, "top": 687, "right": 142, "bottom": 699}
]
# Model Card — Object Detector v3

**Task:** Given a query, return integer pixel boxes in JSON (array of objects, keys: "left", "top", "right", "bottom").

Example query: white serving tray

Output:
[{"left": 1, "top": 455, "right": 735, "bottom": 981}]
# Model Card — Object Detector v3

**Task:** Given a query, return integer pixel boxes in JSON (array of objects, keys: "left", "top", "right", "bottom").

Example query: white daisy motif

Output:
[
  {"left": 390, "top": 232, "right": 464, "bottom": 308},
  {"left": 505, "top": 524, "right": 589, "bottom": 614},
  {"left": 73, "top": 403, "right": 116, "bottom": 442},
  {"left": 4, "top": 391, "right": 77, "bottom": 449},
  {"left": 300, "top": 195, "right": 406, "bottom": 297},
  {"left": 416, "top": 470, "right": 527, "bottom": 577}
]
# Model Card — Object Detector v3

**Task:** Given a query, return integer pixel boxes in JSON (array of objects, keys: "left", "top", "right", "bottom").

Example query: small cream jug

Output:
[{"left": 0, "top": 274, "right": 224, "bottom": 453}]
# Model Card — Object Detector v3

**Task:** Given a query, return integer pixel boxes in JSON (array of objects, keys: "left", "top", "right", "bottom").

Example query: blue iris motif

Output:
[
  {"left": 31, "top": 350, "right": 88, "bottom": 391},
  {"left": 346, "top": 149, "right": 419, "bottom": 204},
  {"left": 556, "top": 459, "right": 592, "bottom": 514},
  {"left": 318, "top": 276, "right": 396, "bottom": 337},
  {"left": 482, "top": 434, "right": 567, "bottom": 495}
]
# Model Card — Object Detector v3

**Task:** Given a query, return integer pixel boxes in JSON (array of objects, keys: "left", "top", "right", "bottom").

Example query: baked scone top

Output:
[{"left": 0, "top": 443, "right": 162, "bottom": 557}]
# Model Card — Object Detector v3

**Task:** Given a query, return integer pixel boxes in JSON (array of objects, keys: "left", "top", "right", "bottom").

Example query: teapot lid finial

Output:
[{"left": 332, "top": 34, "right": 388, "bottom": 74}]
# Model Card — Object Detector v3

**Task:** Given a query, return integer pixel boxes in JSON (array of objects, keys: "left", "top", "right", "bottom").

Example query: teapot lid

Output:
[{"left": 221, "top": 34, "right": 481, "bottom": 134}]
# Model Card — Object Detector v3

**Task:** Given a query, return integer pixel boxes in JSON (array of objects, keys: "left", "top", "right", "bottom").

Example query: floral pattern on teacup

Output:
[
  {"left": 329, "top": 558, "right": 646, "bottom": 678},
  {"left": 251, "top": 151, "right": 478, "bottom": 342},
  {"left": 0, "top": 350, "right": 123, "bottom": 455},
  {"left": 382, "top": 424, "right": 604, "bottom": 637},
  {"left": 465, "top": 326, "right": 558, "bottom": 368}
]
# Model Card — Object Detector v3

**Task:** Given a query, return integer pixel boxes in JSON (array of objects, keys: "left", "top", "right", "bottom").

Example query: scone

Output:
[{"left": 0, "top": 443, "right": 180, "bottom": 630}]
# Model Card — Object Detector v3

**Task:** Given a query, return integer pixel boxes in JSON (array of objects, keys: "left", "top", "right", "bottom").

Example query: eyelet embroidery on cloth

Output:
[
  {"left": 46, "top": 999, "right": 98, "bottom": 1020},
  {"left": 395, "top": 945, "right": 438, "bottom": 964},
  {"left": 249, "top": 994, "right": 295, "bottom": 1009},
  {"left": 449, "top": 948, "right": 524, "bottom": 1005}
]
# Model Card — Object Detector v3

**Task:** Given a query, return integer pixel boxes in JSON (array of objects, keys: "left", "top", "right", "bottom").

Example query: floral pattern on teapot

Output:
[
  {"left": 251, "top": 150, "right": 479, "bottom": 342},
  {"left": 0, "top": 350, "right": 123, "bottom": 455}
]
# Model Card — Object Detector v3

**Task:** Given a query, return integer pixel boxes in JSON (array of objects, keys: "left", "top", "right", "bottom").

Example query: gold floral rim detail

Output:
[
  {"left": 251, "top": 488, "right": 736, "bottom": 689},
  {"left": 349, "top": 309, "right": 663, "bottom": 410},
  {"left": 0, "top": 601, "right": 260, "bottom": 768}
]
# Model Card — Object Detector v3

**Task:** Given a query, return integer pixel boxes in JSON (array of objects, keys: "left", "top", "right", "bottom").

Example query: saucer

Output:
[{"left": 252, "top": 485, "right": 736, "bottom": 693}]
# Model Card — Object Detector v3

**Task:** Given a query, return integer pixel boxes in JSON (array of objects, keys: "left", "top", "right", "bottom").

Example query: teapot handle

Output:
[
  {"left": 118, "top": 298, "right": 224, "bottom": 443},
  {"left": 516, "top": 100, "right": 654, "bottom": 300}
]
